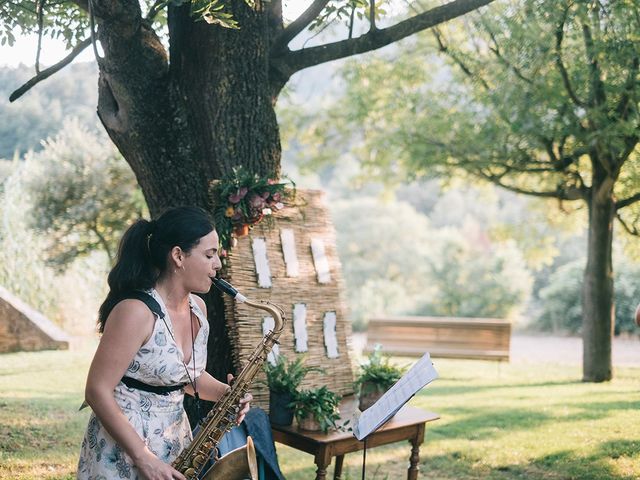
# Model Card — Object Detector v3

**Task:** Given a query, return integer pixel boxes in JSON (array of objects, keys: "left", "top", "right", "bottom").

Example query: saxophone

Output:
[{"left": 172, "top": 277, "right": 286, "bottom": 480}]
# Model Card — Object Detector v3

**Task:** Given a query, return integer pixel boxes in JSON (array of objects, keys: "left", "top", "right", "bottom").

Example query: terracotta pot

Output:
[
  {"left": 297, "top": 414, "right": 322, "bottom": 432},
  {"left": 358, "top": 382, "right": 387, "bottom": 411},
  {"left": 233, "top": 224, "right": 249, "bottom": 237}
]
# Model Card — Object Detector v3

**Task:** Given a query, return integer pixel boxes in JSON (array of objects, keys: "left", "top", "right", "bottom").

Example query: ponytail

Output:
[{"left": 97, "top": 206, "right": 214, "bottom": 332}]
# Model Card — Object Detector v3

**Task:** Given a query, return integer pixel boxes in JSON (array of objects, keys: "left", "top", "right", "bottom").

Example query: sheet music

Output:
[{"left": 353, "top": 352, "right": 438, "bottom": 440}]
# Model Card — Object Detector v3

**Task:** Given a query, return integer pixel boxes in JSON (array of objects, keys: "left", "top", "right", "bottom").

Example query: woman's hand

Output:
[
  {"left": 227, "top": 374, "right": 252, "bottom": 425},
  {"left": 134, "top": 448, "right": 186, "bottom": 480}
]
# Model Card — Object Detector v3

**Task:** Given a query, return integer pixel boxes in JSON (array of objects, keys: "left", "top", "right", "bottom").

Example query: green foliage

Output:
[
  {"left": 263, "top": 355, "right": 323, "bottom": 395},
  {"left": 293, "top": 385, "right": 341, "bottom": 434},
  {"left": 415, "top": 230, "right": 533, "bottom": 319},
  {"left": 24, "top": 119, "right": 146, "bottom": 269},
  {"left": 307, "top": 1, "right": 391, "bottom": 32},
  {"left": 355, "top": 345, "right": 405, "bottom": 391},
  {"left": 537, "top": 258, "right": 640, "bottom": 335},
  {"left": 0, "top": 64, "right": 98, "bottom": 160},
  {"left": 331, "top": 193, "right": 533, "bottom": 329},
  {"left": 0, "top": 0, "right": 89, "bottom": 48},
  {"left": 0, "top": 152, "right": 107, "bottom": 334},
  {"left": 536, "top": 260, "right": 584, "bottom": 333}
]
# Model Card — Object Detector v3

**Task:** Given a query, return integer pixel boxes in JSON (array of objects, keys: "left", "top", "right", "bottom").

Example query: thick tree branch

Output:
[
  {"left": 10, "top": 37, "right": 92, "bottom": 102},
  {"left": 616, "top": 192, "right": 640, "bottom": 210},
  {"left": 477, "top": 169, "right": 585, "bottom": 201},
  {"left": 279, "top": 0, "right": 494, "bottom": 75},
  {"left": 271, "top": 0, "right": 329, "bottom": 52}
]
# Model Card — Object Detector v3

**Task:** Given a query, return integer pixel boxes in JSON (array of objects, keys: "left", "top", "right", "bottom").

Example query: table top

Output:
[{"left": 271, "top": 404, "right": 440, "bottom": 444}]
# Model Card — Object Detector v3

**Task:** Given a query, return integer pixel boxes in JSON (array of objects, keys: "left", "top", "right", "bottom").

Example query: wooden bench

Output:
[{"left": 365, "top": 316, "right": 511, "bottom": 361}]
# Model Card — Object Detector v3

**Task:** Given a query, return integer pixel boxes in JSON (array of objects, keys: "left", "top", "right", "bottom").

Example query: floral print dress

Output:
[{"left": 77, "top": 289, "right": 209, "bottom": 480}]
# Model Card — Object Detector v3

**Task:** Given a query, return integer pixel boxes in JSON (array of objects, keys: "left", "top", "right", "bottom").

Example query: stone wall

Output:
[{"left": 0, "top": 285, "right": 70, "bottom": 352}]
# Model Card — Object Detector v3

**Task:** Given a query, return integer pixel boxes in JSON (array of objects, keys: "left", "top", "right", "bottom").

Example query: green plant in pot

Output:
[
  {"left": 294, "top": 386, "right": 341, "bottom": 433},
  {"left": 355, "top": 345, "right": 406, "bottom": 411},
  {"left": 264, "top": 355, "right": 322, "bottom": 426}
]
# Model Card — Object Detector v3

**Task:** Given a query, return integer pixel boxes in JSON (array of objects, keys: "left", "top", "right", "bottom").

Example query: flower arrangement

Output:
[{"left": 209, "top": 166, "right": 294, "bottom": 250}]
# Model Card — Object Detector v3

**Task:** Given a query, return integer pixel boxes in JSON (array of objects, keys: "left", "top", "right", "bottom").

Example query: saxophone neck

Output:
[{"left": 243, "top": 298, "right": 285, "bottom": 334}]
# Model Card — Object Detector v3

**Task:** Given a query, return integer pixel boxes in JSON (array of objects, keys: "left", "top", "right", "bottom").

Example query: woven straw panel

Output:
[{"left": 222, "top": 189, "right": 354, "bottom": 411}]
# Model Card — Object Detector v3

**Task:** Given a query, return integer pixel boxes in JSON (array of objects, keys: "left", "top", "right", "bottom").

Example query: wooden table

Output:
[{"left": 271, "top": 402, "right": 439, "bottom": 480}]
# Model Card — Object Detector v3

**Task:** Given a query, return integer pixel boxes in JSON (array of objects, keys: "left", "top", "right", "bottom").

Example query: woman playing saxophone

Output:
[{"left": 77, "top": 206, "right": 252, "bottom": 480}]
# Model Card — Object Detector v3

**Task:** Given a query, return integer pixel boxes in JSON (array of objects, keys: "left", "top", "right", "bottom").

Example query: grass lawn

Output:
[{"left": 1, "top": 348, "right": 638, "bottom": 479}]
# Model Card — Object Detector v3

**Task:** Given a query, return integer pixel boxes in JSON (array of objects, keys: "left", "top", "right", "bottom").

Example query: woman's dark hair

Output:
[{"left": 98, "top": 206, "right": 214, "bottom": 332}]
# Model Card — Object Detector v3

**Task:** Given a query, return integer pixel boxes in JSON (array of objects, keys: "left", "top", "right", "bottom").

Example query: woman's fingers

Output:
[{"left": 171, "top": 467, "right": 186, "bottom": 480}]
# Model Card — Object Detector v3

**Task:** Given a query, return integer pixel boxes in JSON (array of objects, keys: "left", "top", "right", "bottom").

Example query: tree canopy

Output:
[{"left": 298, "top": 0, "right": 640, "bottom": 381}]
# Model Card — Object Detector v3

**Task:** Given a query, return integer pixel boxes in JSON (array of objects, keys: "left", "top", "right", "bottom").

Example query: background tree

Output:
[
  {"left": 2, "top": 0, "right": 494, "bottom": 388},
  {"left": 301, "top": 0, "right": 640, "bottom": 381},
  {"left": 0, "top": 64, "right": 98, "bottom": 160},
  {"left": 24, "top": 119, "right": 145, "bottom": 268}
]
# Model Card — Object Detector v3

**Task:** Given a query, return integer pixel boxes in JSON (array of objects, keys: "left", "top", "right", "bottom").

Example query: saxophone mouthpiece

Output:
[{"left": 212, "top": 277, "right": 247, "bottom": 303}]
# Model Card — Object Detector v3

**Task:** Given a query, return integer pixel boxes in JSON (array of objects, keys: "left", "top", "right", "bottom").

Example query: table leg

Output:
[
  {"left": 315, "top": 464, "right": 328, "bottom": 480},
  {"left": 333, "top": 455, "right": 345, "bottom": 480},
  {"left": 315, "top": 448, "right": 332, "bottom": 480},
  {"left": 407, "top": 439, "right": 420, "bottom": 480}
]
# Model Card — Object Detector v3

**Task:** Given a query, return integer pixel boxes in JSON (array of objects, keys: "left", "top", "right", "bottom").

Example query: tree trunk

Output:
[{"left": 582, "top": 162, "right": 615, "bottom": 382}]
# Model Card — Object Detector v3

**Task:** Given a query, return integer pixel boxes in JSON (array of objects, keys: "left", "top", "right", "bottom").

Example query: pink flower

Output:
[
  {"left": 261, "top": 191, "right": 271, "bottom": 199},
  {"left": 249, "top": 193, "right": 266, "bottom": 210},
  {"left": 274, "top": 202, "right": 284, "bottom": 210},
  {"left": 271, "top": 192, "right": 282, "bottom": 202},
  {"left": 228, "top": 187, "right": 248, "bottom": 204}
]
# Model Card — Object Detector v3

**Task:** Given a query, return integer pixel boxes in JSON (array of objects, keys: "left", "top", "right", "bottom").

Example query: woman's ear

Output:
[{"left": 170, "top": 246, "right": 184, "bottom": 268}]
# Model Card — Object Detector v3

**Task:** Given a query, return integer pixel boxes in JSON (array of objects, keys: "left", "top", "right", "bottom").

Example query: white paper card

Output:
[
  {"left": 280, "top": 229, "right": 299, "bottom": 277},
  {"left": 262, "top": 316, "right": 279, "bottom": 365},
  {"left": 251, "top": 237, "right": 272, "bottom": 288},
  {"left": 293, "top": 303, "right": 308, "bottom": 352},
  {"left": 323, "top": 311, "right": 339, "bottom": 358},
  {"left": 311, "top": 238, "right": 331, "bottom": 284},
  {"left": 353, "top": 353, "right": 438, "bottom": 441}
]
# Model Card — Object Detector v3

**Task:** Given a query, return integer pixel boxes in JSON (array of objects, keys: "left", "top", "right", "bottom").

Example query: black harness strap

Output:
[
  {"left": 118, "top": 291, "right": 187, "bottom": 395},
  {"left": 121, "top": 376, "right": 187, "bottom": 395}
]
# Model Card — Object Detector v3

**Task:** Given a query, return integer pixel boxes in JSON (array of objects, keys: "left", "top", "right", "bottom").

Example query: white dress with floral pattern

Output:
[{"left": 77, "top": 289, "right": 209, "bottom": 480}]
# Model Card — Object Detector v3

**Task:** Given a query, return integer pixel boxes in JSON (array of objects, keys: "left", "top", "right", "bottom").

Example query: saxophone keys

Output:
[
  {"left": 193, "top": 454, "right": 206, "bottom": 466},
  {"left": 184, "top": 468, "right": 196, "bottom": 478}
]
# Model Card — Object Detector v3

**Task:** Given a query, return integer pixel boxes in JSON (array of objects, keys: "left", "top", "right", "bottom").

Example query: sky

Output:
[{"left": 0, "top": 2, "right": 310, "bottom": 67}]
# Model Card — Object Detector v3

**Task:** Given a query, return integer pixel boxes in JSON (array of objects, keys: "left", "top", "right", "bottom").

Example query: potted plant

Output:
[
  {"left": 264, "top": 355, "right": 322, "bottom": 426},
  {"left": 294, "top": 386, "right": 341, "bottom": 433},
  {"left": 355, "top": 345, "right": 406, "bottom": 411}
]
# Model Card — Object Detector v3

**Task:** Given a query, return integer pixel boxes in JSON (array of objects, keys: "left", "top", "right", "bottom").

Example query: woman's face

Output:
[{"left": 182, "top": 230, "right": 222, "bottom": 293}]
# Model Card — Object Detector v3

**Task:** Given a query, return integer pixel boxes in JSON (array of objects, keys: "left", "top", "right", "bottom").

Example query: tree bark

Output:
[{"left": 581, "top": 160, "right": 615, "bottom": 382}]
